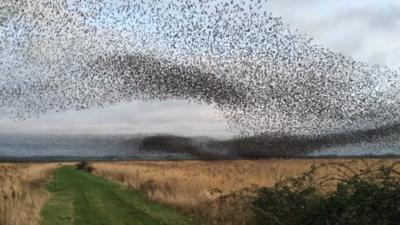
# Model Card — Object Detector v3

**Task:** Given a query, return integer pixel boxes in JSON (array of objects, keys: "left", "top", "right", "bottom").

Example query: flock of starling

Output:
[{"left": 1, "top": 0, "right": 400, "bottom": 149}]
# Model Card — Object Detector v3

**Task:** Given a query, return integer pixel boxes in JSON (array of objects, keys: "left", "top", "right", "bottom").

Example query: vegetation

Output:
[
  {"left": 41, "top": 167, "right": 198, "bottom": 225},
  {"left": 91, "top": 159, "right": 399, "bottom": 225},
  {"left": 252, "top": 161, "right": 400, "bottom": 225},
  {"left": 0, "top": 163, "right": 58, "bottom": 225},
  {"left": 1, "top": 160, "right": 399, "bottom": 225},
  {"left": 75, "top": 161, "right": 94, "bottom": 172}
]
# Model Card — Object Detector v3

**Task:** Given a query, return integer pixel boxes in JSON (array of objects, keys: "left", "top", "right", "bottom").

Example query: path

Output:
[{"left": 41, "top": 167, "right": 198, "bottom": 225}]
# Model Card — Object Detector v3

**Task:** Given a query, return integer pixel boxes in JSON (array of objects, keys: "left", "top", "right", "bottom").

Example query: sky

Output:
[{"left": 1, "top": 0, "right": 400, "bottom": 138}]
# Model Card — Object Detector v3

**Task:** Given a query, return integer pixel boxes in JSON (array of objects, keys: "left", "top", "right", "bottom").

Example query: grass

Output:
[
  {"left": 41, "top": 167, "right": 199, "bottom": 225},
  {"left": 0, "top": 163, "right": 58, "bottom": 225},
  {"left": 91, "top": 159, "right": 399, "bottom": 225},
  {"left": 0, "top": 159, "right": 398, "bottom": 225}
]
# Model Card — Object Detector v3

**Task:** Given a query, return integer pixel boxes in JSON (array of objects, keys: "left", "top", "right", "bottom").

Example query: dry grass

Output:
[
  {"left": 0, "top": 163, "right": 59, "bottom": 225},
  {"left": 91, "top": 159, "right": 399, "bottom": 225}
]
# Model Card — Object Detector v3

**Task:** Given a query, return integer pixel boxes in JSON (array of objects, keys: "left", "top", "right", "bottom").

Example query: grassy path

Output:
[{"left": 41, "top": 167, "right": 198, "bottom": 225}]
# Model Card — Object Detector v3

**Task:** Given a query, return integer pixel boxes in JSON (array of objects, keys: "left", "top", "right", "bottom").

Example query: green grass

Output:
[{"left": 41, "top": 167, "right": 199, "bottom": 225}]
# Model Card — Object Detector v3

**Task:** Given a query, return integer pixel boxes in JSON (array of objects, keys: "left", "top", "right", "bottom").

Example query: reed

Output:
[
  {"left": 0, "top": 163, "right": 58, "bottom": 225},
  {"left": 91, "top": 159, "right": 398, "bottom": 225}
]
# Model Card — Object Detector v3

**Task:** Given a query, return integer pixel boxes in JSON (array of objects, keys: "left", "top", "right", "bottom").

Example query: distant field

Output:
[{"left": 91, "top": 159, "right": 400, "bottom": 225}]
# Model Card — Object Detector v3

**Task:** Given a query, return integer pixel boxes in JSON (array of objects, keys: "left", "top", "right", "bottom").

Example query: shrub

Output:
[
  {"left": 76, "top": 161, "right": 94, "bottom": 172},
  {"left": 251, "top": 161, "right": 400, "bottom": 225}
]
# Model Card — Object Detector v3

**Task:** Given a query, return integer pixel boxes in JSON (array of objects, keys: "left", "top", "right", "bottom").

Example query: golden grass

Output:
[
  {"left": 0, "top": 163, "right": 59, "bottom": 225},
  {"left": 91, "top": 159, "right": 399, "bottom": 225}
]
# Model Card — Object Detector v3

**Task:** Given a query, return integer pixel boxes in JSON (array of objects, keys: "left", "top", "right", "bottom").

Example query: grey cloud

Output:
[
  {"left": 0, "top": 100, "right": 230, "bottom": 138},
  {"left": 268, "top": 0, "right": 400, "bottom": 68},
  {"left": 334, "top": 4, "right": 400, "bottom": 30},
  {"left": 2, "top": 0, "right": 400, "bottom": 138}
]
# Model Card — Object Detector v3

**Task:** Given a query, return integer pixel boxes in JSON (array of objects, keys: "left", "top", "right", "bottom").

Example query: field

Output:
[
  {"left": 0, "top": 159, "right": 398, "bottom": 225},
  {"left": 91, "top": 159, "right": 400, "bottom": 225},
  {"left": 0, "top": 163, "right": 59, "bottom": 225}
]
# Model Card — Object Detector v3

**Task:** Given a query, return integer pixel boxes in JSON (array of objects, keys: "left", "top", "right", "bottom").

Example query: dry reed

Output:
[
  {"left": 91, "top": 159, "right": 398, "bottom": 225},
  {"left": 0, "top": 163, "right": 59, "bottom": 225}
]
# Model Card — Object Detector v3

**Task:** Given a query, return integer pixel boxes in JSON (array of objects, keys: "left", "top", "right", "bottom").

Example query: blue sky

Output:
[{"left": 0, "top": 0, "right": 399, "bottom": 138}]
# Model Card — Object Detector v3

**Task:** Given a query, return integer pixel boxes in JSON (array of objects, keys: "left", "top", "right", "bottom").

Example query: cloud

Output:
[
  {"left": 0, "top": 100, "right": 230, "bottom": 137},
  {"left": 1, "top": 0, "right": 400, "bottom": 138},
  {"left": 268, "top": 0, "right": 400, "bottom": 68}
]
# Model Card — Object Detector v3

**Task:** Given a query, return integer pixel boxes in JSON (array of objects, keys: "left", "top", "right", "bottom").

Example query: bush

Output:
[
  {"left": 76, "top": 161, "right": 94, "bottom": 172},
  {"left": 252, "top": 161, "right": 400, "bottom": 225}
]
